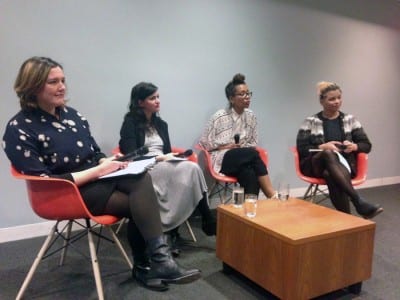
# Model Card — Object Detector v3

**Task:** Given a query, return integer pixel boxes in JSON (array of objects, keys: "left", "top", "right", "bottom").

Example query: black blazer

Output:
[{"left": 119, "top": 113, "right": 172, "bottom": 155}]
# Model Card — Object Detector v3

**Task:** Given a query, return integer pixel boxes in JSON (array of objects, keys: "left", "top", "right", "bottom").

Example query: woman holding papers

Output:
[
  {"left": 119, "top": 82, "right": 216, "bottom": 248},
  {"left": 2, "top": 57, "right": 201, "bottom": 291},
  {"left": 199, "top": 73, "right": 276, "bottom": 198},
  {"left": 296, "top": 81, "right": 383, "bottom": 219}
]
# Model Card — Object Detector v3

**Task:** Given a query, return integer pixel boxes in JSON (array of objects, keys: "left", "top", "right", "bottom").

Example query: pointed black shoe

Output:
[{"left": 353, "top": 198, "right": 384, "bottom": 219}]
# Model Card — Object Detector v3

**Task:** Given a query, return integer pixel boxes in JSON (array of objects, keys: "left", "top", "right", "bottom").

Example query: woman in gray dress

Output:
[{"left": 119, "top": 82, "right": 216, "bottom": 253}]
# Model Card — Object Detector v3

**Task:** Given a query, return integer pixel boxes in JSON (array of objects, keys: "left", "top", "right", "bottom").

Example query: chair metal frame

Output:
[
  {"left": 290, "top": 147, "right": 368, "bottom": 203},
  {"left": 112, "top": 146, "right": 198, "bottom": 242},
  {"left": 196, "top": 144, "right": 269, "bottom": 204},
  {"left": 11, "top": 166, "right": 133, "bottom": 300}
]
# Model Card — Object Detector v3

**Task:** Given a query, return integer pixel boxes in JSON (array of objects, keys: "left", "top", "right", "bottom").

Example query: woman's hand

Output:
[
  {"left": 156, "top": 152, "right": 178, "bottom": 162},
  {"left": 342, "top": 140, "right": 358, "bottom": 153},
  {"left": 319, "top": 141, "right": 357, "bottom": 153},
  {"left": 319, "top": 141, "right": 343, "bottom": 151},
  {"left": 71, "top": 156, "right": 129, "bottom": 186},
  {"left": 97, "top": 156, "right": 129, "bottom": 177}
]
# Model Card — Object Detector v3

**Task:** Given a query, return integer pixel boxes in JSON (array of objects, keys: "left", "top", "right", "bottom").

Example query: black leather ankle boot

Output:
[
  {"left": 135, "top": 235, "right": 201, "bottom": 290},
  {"left": 352, "top": 197, "right": 383, "bottom": 219}
]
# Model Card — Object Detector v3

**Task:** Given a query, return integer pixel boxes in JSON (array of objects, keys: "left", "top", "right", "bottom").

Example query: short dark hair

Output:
[{"left": 14, "top": 57, "right": 63, "bottom": 110}]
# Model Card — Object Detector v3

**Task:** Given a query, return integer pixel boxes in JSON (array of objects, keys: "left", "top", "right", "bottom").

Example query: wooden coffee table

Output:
[{"left": 216, "top": 198, "right": 376, "bottom": 300}]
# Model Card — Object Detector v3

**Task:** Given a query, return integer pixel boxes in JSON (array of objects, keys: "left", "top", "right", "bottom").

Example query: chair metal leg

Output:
[
  {"left": 106, "top": 226, "right": 133, "bottom": 269},
  {"left": 185, "top": 220, "right": 197, "bottom": 242},
  {"left": 303, "top": 183, "right": 315, "bottom": 201},
  {"left": 86, "top": 220, "right": 104, "bottom": 300},
  {"left": 115, "top": 218, "right": 127, "bottom": 234},
  {"left": 59, "top": 220, "right": 73, "bottom": 266},
  {"left": 16, "top": 223, "right": 58, "bottom": 300}
]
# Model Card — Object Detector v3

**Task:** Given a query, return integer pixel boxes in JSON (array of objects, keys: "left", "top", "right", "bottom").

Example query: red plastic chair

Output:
[
  {"left": 290, "top": 147, "right": 368, "bottom": 203},
  {"left": 196, "top": 144, "right": 269, "bottom": 204},
  {"left": 11, "top": 166, "right": 132, "bottom": 300},
  {"left": 112, "top": 146, "right": 198, "bottom": 242}
]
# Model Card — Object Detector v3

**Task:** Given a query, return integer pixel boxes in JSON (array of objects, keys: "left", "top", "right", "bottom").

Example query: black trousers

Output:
[{"left": 220, "top": 147, "right": 268, "bottom": 195}]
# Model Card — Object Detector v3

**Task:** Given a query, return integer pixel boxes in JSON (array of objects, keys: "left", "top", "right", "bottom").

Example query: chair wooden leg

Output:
[
  {"left": 106, "top": 226, "right": 133, "bottom": 269},
  {"left": 16, "top": 223, "right": 58, "bottom": 300},
  {"left": 185, "top": 220, "right": 197, "bottom": 242},
  {"left": 59, "top": 220, "right": 73, "bottom": 266},
  {"left": 86, "top": 220, "right": 104, "bottom": 300}
]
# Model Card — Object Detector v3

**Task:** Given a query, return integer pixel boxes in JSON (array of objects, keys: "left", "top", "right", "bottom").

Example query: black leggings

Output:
[
  {"left": 101, "top": 173, "right": 163, "bottom": 241},
  {"left": 220, "top": 147, "right": 268, "bottom": 195},
  {"left": 310, "top": 150, "right": 360, "bottom": 213}
]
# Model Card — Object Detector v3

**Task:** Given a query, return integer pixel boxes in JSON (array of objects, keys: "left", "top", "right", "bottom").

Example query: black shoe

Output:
[
  {"left": 202, "top": 216, "right": 217, "bottom": 236},
  {"left": 361, "top": 206, "right": 384, "bottom": 219},
  {"left": 354, "top": 198, "right": 384, "bottom": 219}
]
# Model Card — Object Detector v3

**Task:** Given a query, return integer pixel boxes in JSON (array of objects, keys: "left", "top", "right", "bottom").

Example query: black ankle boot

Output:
[
  {"left": 166, "top": 231, "right": 181, "bottom": 257},
  {"left": 352, "top": 197, "right": 383, "bottom": 219},
  {"left": 135, "top": 236, "right": 201, "bottom": 289},
  {"left": 127, "top": 221, "right": 168, "bottom": 291}
]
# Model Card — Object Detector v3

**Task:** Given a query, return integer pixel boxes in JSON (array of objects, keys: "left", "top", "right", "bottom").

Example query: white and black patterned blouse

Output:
[{"left": 2, "top": 106, "right": 106, "bottom": 180}]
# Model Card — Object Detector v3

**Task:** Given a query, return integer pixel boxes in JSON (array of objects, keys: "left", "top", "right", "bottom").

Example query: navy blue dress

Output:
[{"left": 2, "top": 106, "right": 122, "bottom": 214}]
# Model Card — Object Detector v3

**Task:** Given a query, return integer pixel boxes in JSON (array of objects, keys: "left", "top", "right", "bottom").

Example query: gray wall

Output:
[{"left": 1, "top": 0, "right": 399, "bottom": 228}]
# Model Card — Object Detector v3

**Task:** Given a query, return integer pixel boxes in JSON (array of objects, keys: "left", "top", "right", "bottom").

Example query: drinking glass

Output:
[
  {"left": 278, "top": 182, "right": 290, "bottom": 201},
  {"left": 244, "top": 194, "right": 258, "bottom": 217},
  {"left": 232, "top": 186, "right": 244, "bottom": 208}
]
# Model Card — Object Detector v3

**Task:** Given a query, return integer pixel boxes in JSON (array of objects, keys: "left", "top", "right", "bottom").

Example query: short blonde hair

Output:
[
  {"left": 14, "top": 57, "right": 64, "bottom": 110},
  {"left": 316, "top": 81, "right": 341, "bottom": 100}
]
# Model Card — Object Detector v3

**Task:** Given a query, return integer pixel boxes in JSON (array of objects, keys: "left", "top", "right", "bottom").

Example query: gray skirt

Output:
[{"left": 149, "top": 160, "right": 208, "bottom": 231}]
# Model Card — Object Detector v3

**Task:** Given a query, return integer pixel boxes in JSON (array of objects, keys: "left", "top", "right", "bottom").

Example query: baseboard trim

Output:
[{"left": 1, "top": 176, "right": 399, "bottom": 244}]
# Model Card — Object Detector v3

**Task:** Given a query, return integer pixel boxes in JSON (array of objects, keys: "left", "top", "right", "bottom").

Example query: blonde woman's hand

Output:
[
  {"left": 342, "top": 140, "right": 358, "bottom": 153},
  {"left": 319, "top": 141, "right": 343, "bottom": 151},
  {"left": 97, "top": 156, "right": 128, "bottom": 177}
]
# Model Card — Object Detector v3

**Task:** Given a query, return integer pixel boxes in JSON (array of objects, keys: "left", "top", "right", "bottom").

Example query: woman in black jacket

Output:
[{"left": 119, "top": 82, "right": 216, "bottom": 251}]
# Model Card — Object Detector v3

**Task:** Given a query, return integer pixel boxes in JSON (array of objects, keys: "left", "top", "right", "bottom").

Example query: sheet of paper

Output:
[
  {"left": 99, "top": 157, "right": 156, "bottom": 179},
  {"left": 308, "top": 149, "right": 351, "bottom": 173}
]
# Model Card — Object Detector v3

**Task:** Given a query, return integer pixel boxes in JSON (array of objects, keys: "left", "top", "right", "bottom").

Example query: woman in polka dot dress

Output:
[{"left": 2, "top": 56, "right": 201, "bottom": 291}]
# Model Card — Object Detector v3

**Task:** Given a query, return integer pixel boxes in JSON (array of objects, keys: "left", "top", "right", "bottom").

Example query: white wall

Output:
[{"left": 1, "top": 0, "right": 400, "bottom": 229}]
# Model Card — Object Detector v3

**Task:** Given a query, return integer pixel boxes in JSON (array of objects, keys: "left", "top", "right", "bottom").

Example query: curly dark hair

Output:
[{"left": 225, "top": 73, "right": 246, "bottom": 106}]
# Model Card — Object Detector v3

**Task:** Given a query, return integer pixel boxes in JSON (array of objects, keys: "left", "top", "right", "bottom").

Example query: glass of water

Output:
[
  {"left": 244, "top": 194, "right": 258, "bottom": 217},
  {"left": 278, "top": 182, "right": 290, "bottom": 201},
  {"left": 232, "top": 186, "right": 244, "bottom": 208}
]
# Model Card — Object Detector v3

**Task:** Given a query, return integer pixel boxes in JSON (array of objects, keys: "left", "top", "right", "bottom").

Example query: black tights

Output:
[
  {"left": 103, "top": 173, "right": 162, "bottom": 241},
  {"left": 311, "top": 150, "right": 360, "bottom": 213}
]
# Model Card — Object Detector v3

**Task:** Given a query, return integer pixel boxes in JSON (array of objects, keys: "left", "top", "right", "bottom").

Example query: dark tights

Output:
[
  {"left": 311, "top": 150, "right": 359, "bottom": 213},
  {"left": 103, "top": 173, "right": 162, "bottom": 241}
]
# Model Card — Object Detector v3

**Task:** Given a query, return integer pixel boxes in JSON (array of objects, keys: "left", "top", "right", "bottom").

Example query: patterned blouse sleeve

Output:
[{"left": 3, "top": 117, "right": 74, "bottom": 181}]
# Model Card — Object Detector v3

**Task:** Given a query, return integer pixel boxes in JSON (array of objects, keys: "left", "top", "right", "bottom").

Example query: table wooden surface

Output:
[{"left": 216, "top": 198, "right": 376, "bottom": 300}]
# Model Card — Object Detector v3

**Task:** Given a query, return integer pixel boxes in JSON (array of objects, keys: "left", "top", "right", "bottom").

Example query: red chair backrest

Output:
[{"left": 10, "top": 166, "right": 120, "bottom": 224}]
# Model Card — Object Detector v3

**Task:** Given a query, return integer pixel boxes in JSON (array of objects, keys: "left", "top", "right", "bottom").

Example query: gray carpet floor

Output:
[{"left": 0, "top": 184, "right": 399, "bottom": 300}]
